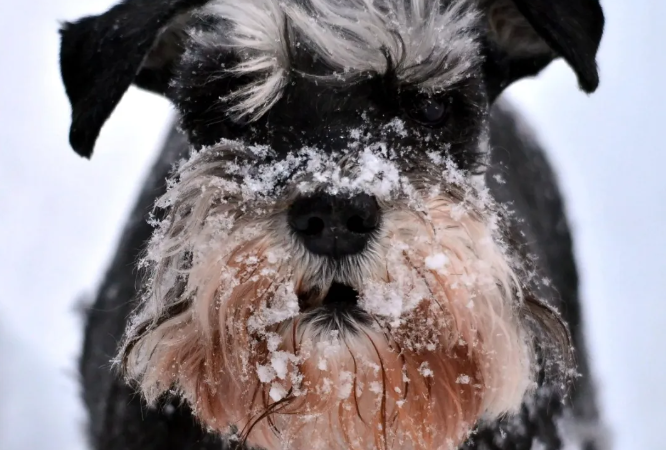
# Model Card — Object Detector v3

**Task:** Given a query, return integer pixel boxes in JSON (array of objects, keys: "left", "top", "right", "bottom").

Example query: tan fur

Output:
[{"left": 120, "top": 156, "right": 535, "bottom": 449}]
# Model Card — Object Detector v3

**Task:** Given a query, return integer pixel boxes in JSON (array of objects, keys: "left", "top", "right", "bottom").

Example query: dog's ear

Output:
[
  {"left": 59, "top": 0, "right": 211, "bottom": 158},
  {"left": 480, "top": 0, "right": 605, "bottom": 101}
]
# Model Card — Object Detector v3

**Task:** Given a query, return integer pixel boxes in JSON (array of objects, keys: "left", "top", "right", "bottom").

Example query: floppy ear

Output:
[
  {"left": 480, "top": 0, "right": 605, "bottom": 101},
  {"left": 59, "top": 0, "right": 211, "bottom": 158}
]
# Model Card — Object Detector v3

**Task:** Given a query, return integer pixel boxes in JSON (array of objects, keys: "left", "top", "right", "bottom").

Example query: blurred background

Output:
[{"left": 0, "top": 1, "right": 663, "bottom": 449}]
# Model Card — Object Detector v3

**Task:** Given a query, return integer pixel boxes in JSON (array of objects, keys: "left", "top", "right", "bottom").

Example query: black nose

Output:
[{"left": 288, "top": 193, "right": 381, "bottom": 258}]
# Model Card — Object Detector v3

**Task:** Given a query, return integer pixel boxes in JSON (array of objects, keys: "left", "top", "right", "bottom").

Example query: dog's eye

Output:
[{"left": 404, "top": 96, "right": 450, "bottom": 127}]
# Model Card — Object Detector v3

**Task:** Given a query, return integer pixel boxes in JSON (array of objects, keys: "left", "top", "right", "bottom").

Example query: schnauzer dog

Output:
[{"left": 60, "top": 0, "right": 605, "bottom": 449}]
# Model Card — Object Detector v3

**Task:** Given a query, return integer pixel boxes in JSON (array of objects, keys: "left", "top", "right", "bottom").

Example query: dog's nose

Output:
[{"left": 288, "top": 193, "right": 381, "bottom": 258}]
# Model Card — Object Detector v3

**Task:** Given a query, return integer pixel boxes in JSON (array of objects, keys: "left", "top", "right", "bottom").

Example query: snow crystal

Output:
[
  {"left": 338, "top": 371, "right": 354, "bottom": 399},
  {"left": 426, "top": 150, "right": 444, "bottom": 165},
  {"left": 362, "top": 284, "right": 405, "bottom": 321},
  {"left": 425, "top": 253, "right": 449, "bottom": 271},
  {"left": 492, "top": 173, "right": 506, "bottom": 185},
  {"left": 257, "top": 364, "right": 277, "bottom": 383},
  {"left": 369, "top": 381, "right": 383, "bottom": 394},
  {"left": 383, "top": 117, "right": 408, "bottom": 137},
  {"left": 271, "top": 351, "right": 291, "bottom": 380},
  {"left": 269, "top": 383, "right": 288, "bottom": 401},
  {"left": 450, "top": 203, "right": 468, "bottom": 221},
  {"left": 247, "top": 284, "right": 300, "bottom": 332},
  {"left": 418, "top": 362, "right": 434, "bottom": 378},
  {"left": 360, "top": 274, "right": 430, "bottom": 326},
  {"left": 266, "top": 333, "right": 282, "bottom": 352},
  {"left": 320, "top": 377, "right": 333, "bottom": 395},
  {"left": 456, "top": 374, "right": 470, "bottom": 385}
]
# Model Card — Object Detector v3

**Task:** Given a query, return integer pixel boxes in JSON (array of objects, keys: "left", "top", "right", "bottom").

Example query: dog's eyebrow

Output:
[{"left": 198, "top": 0, "right": 482, "bottom": 122}]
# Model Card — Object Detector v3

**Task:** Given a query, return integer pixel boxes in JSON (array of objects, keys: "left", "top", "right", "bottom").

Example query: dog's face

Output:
[{"left": 60, "top": 0, "right": 603, "bottom": 449}]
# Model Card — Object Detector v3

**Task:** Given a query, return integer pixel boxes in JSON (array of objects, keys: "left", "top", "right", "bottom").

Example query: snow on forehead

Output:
[{"left": 200, "top": 0, "right": 481, "bottom": 119}]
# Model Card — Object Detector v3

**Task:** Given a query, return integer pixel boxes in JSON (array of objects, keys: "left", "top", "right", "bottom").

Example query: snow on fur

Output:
[
  {"left": 111, "top": 3, "right": 570, "bottom": 449},
  {"left": 117, "top": 128, "right": 538, "bottom": 450}
]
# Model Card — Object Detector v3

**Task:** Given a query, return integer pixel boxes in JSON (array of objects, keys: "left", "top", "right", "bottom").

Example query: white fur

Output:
[{"left": 195, "top": 0, "right": 482, "bottom": 120}]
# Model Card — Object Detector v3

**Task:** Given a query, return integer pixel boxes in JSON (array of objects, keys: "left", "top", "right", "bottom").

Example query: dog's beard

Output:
[{"left": 118, "top": 145, "right": 545, "bottom": 450}]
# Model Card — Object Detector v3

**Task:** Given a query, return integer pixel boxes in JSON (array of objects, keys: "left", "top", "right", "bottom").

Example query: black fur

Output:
[
  {"left": 482, "top": 0, "right": 604, "bottom": 100},
  {"left": 511, "top": 0, "right": 605, "bottom": 92},
  {"left": 59, "top": 0, "right": 209, "bottom": 158}
]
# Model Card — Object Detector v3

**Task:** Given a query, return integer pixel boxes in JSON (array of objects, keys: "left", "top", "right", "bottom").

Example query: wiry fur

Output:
[
  {"left": 189, "top": 0, "right": 482, "bottom": 120},
  {"left": 118, "top": 143, "right": 568, "bottom": 450},
  {"left": 59, "top": 0, "right": 605, "bottom": 448}
]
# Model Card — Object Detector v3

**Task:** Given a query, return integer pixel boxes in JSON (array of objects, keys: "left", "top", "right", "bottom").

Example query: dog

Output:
[{"left": 60, "top": 0, "right": 606, "bottom": 449}]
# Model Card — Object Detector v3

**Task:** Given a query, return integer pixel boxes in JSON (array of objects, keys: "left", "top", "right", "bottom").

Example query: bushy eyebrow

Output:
[{"left": 192, "top": 0, "right": 482, "bottom": 122}]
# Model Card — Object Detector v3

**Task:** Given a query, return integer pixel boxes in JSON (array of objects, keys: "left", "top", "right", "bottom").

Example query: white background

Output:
[{"left": 0, "top": 1, "right": 663, "bottom": 449}]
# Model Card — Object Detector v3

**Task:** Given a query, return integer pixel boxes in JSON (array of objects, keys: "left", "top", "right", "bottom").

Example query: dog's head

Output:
[{"left": 60, "top": 1, "right": 603, "bottom": 449}]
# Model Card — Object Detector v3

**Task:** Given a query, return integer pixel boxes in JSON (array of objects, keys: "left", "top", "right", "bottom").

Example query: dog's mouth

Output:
[
  {"left": 298, "top": 282, "right": 359, "bottom": 311},
  {"left": 298, "top": 282, "right": 370, "bottom": 332},
  {"left": 322, "top": 282, "right": 359, "bottom": 307}
]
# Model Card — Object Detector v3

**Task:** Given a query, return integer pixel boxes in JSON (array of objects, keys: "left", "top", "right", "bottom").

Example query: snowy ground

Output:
[{"left": 0, "top": 1, "right": 664, "bottom": 449}]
